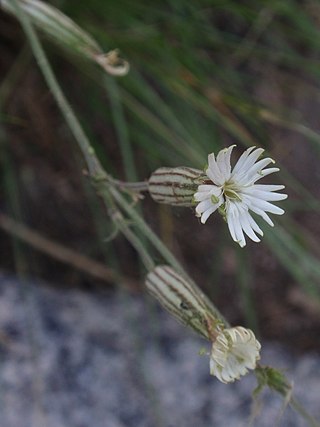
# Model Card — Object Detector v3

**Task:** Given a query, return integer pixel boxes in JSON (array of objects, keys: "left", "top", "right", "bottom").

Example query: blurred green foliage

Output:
[{"left": 2, "top": 0, "right": 320, "bottom": 332}]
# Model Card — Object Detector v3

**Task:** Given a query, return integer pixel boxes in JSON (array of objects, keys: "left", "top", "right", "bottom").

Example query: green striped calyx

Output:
[
  {"left": 148, "top": 167, "right": 205, "bottom": 206},
  {"left": 145, "top": 265, "right": 225, "bottom": 340}
]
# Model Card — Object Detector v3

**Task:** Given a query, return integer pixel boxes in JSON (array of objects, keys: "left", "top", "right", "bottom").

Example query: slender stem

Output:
[
  {"left": 109, "top": 185, "right": 227, "bottom": 323},
  {"left": 111, "top": 178, "right": 149, "bottom": 193},
  {"left": 109, "top": 186, "right": 184, "bottom": 273},
  {"left": 10, "top": 0, "right": 154, "bottom": 270},
  {"left": 9, "top": 0, "right": 155, "bottom": 273},
  {"left": 10, "top": 0, "right": 103, "bottom": 178},
  {"left": 119, "top": 222, "right": 155, "bottom": 271},
  {"left": 10, "top": 0, "right": 229, "bottom": 325},
  {"left": 290, "top": 398, "right": 320, "bottom": 427},
  {"left": 100, "top": 187, "right": 155, "bottom": 271}
]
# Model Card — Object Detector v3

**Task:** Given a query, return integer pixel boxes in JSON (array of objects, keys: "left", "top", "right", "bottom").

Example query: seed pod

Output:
[
  {"left": 148, "top": 167, "right": 204, "bottom": 206},
  {"left": 145, "top": 265, "right": 225, "bottom": 340}
]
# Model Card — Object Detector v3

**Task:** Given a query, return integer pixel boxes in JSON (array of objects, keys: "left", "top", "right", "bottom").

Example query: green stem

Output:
[
  {"left": 109, "top": 185, "right": 227, "bottom": 323},
  {"left": 290, "top": 398, "right": 320, "bottom": 427},
  {"left": 109, "top": 186, "right": 184, "bottom": 273},
  {"left": 10, "top": 0, "right": 103, "bottom": 178},
  {"left": 6, "top": 0, "right": 243, "bottom": 326},
  {"left": 9, "top": 0, "right": 156, "bottom": 273},
  {"left": 8, "top": 0, "right": 197, "bottom": 283},
  {"left": 111, "top": 178, "right": 149, "bottom": 193},
  {"left": 100, "top": 187, "right": 155, "bottom": 271}
]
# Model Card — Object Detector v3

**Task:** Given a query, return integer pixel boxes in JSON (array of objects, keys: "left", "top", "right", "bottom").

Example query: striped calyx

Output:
[
  {"left": 145, "top": 265, "right": 224, "bottom": 340},
  {"left": 148, "top": 167, "right": 204, "bottom": 206}
]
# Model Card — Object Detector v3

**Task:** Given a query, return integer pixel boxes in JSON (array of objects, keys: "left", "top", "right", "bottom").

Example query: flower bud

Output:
[
  {"left": 148, "top": 167, "right": 204, "bottom": 206},
  {"left": 145, "top": 265, "right": 224, "bottom": 340}
]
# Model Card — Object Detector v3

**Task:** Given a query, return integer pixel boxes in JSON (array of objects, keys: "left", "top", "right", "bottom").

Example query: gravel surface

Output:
[{"left": 0, "top": 273, "right": 319, "bottom": 427}]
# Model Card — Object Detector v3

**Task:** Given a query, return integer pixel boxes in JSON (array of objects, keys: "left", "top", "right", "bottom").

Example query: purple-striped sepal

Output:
[
  {"left": 148, "top": 167, "right": 204, "bottom": 206},
  {"left": 145, "top": 265, "right": 224, "bottom": 340}
]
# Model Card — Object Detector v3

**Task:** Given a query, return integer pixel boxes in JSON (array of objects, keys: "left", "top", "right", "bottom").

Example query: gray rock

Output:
[{"left": 0, "top": 273, "right": 319, "bottom": 427}]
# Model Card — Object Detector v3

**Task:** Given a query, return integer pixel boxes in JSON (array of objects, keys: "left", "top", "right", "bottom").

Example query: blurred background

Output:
[{"left": 1, "top": 1, "right": 320, "bottom": 425}]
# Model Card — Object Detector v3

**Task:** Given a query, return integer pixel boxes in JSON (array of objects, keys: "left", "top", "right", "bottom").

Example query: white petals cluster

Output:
[
  {"left": 210, "top": 326, "right": 261, "bottom": 383},
  {"left": 194, "top": 145, "right": 287, "bottom": 247}
]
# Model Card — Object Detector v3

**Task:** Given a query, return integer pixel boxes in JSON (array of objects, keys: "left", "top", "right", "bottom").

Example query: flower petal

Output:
[
  {"left": 246, "top": 212, "right": 264, "bottom": 236},
  {"left": 216, "top": 145, "right": 235, "bottom": 181},
  {"left": 243, "top": 188, "right": 288, "bottom": 202},
  {"left": 237, "top": 158, "right": 275, "bottom": 185},
  {"left": 246, "top": 202, "right": 274, "bottom": 226},
  {"left": 253, "top": 184, "right": 285, "bottom": 192},
  {"left": 250, "top": 167, "right": 280, "bottom": 184},
  {"left": 246, "top": 196, "right": 285, "bottom": 215},
  {"left": 210, "top": 326, "right": 261, "bottom": 383},
  {"left": 238, "top": 208, "right": 261, "bottom": 242},
  {"left": 196, "top": 199, "right": 214, "bottom": 214},
  {"left": 200, "top": 204, "right": 221, "bottom": 224},
  {"left": 226, "top": 201, "right": 246, "bottom": 247},
  {"left": 231, "top": 147, "right": 264, "bottom": 178},
  {"left": 207, "top": 153, "right": 224, "bottom": 185},
  {"left": 196, "top": 184, "right": 218, "bottom": 192}
]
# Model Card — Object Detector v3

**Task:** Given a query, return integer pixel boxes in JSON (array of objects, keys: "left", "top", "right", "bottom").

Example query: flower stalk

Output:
[{"left": 7, "top": 0, "right": 105, "bottom": 178}]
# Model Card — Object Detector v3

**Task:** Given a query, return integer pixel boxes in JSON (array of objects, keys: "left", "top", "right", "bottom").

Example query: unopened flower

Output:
[
  {"left": 194, "top": 145, "right": 287, "bottom": 247},
  {"left": 145, "top": 265, "right": 224, "bottom": 340},
  {"left": 210, "top": 326, "right": 261, "bottom": 383}
]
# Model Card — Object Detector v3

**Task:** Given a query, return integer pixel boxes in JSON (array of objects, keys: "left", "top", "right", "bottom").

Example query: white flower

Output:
[
  {"left": 194, "top": 145, "right": 287, "bottom": 247},
  {"left": 210, "top": 326, "right": 261, "bottom": 383}
]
